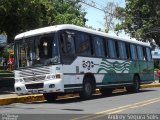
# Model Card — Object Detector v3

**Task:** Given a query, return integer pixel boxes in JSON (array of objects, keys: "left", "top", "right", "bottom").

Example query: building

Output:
[
  {"left": 152, "top": 48, "right": 160, "bottom": 68},
  {"left": 0, "top": 35, "right": 7, "bottom": 47}
]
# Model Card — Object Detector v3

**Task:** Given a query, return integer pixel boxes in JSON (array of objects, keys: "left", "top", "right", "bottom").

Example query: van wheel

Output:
[
  {"left": 100, "top": 88, "right": 113, "bottom": 96},
  {"left": 43, "top": 93, "right": 57, "bottom": 102},
  {"left": 126, "top": 75, "right": 140, "bottom": 93},
  {"left": 80, "top": 78, "right": 94, "bottom": 99}
]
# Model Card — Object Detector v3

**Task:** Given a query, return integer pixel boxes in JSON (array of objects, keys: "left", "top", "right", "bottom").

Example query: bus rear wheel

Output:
[
  {"left": 43, "top": 93, "right": 57, "bottom": 102},
  {"left": 126, "top": 75, "right": 140, "bottom": 93},
  {"left": 80, "top": 78, "right": 95, "bottom": 100}
]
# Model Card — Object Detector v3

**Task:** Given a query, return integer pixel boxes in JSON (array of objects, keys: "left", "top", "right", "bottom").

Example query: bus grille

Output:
[
  {"left": 19, "top": 66, "right": 50, "bottom": 77},
  {"left": 23, "top": 75, "right": 46, "bottom": 83},
  {"left": 18, "top": 66, "right": 50, "bottom": 83},
  {"left": 25, "top": 83, "right": 43, "bottom": 89}
]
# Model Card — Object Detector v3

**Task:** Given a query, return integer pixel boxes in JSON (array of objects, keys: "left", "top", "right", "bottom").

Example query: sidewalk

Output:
[
  {"left": 0, "top": 87, "right": 16, "bottom": 99},
  {"left": 0, "top": 81, "right": 160, "bottom": 105},
  {"left": 0, "top": 92, "right": 17, "bottom": 99}
]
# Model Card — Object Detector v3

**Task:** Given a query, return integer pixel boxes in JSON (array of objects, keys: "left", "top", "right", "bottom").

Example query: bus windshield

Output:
[{"left": 14, "top": 33, "right": 60, "bottom": 69}]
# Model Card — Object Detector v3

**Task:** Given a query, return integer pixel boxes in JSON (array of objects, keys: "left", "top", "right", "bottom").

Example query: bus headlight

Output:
[
  {"left": 15, "top": 78, "right": 24, "bottom": 83},
  {"left": 15, "top": 79, "right": 19, "bottom": 83},
  {"left": 46, "top": 75, "right": 55, "bottom": 80}
]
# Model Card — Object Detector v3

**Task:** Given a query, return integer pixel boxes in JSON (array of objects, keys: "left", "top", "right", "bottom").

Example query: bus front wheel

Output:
[{"left": 80, "top": 78, "right": 94, "bottom": 99}]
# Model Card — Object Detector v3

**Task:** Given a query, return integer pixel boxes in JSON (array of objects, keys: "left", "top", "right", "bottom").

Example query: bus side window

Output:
[
  {"left": 137, "top": 46, "right": 144, "bottom": 60},
  {"left": 66, "top": 34, "right": 76, "bottom": 54},
  {"left": 130, "top": 44, "right": 138, "bottom": 60},
  {"left": 146, "top": 47, "right": 152, "bottom": 61},
  {"left": 60, "top": 31, "right": 76, "bottom": 55},
  {"left": 118, "top": 41, "right": 127, "bottom": 59},
  {"left": 126, "top": 43, "right": 131, "bottom": 59},
  {"left": 93, "top": 36, "right": 105, "bottom": 57},
  {"left": 77, "top": 33, "right": 92, "bottom": 56},
  {"left": 104, "top": 38, "right": 109, "bottom": 57},
  {"left": 143, "top": 47, "right": 147, "bottom": 61},
  {"left": 108, "top": 39, "right": 117, "bottom": 58},
  {"left": 115, "top": 41, "right": 119, "bottom": 58}
]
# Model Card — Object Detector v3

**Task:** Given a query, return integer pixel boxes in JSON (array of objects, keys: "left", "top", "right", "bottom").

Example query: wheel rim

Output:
[
  {"left": 134, "top": 77, "right": 140, "bottom": 91},
  {"left": 85, "top": 82, "right": 92, "bottom": 95}
]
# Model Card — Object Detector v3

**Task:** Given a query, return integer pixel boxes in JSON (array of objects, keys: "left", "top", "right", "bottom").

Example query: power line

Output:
[
  {"left": 80, "top": 0, "right": 115, "bottom": 17},
  {"left": 87, "top": 0, "right": 105, "bottom": 8},
  {"left": 80, "top": 0, "right": 159, "bottom": 21},
  {"left": 80, "top": 0, "right": 105, "bottom": 12},
  {"left": 96, "top": 0, "right": 108, "bottom": 7}
]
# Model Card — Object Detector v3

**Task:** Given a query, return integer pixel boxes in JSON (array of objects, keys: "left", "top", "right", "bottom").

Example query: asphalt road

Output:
[{"left": 0, "top": 88, "right": 160, "bottom": 120}]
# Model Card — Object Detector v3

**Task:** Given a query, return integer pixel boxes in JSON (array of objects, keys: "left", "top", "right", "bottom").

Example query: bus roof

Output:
[{"left": 15, "top": 24, "right": 150, "bottom": 47}]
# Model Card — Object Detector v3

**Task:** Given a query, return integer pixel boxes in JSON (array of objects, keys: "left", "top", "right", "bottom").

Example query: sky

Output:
[{"left": 81, "top": 0, "right": 126, "bottom": 36}]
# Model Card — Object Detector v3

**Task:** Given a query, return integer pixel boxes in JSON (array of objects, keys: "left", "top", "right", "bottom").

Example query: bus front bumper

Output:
[{"left": 14, "top": 79, "right": 64, "bottom": 95}]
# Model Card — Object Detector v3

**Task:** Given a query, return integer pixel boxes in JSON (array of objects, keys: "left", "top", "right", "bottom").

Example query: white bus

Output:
[{"left": 14, "top": 24, "right": 154, "bottom": 101}]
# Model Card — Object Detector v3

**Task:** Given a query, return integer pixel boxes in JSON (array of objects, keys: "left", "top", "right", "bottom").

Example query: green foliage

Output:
[
  {"left": 0, "top": 73, "right": 14, "bottom": 77},
  {"left": 0, "top": 70, "right": 13, "bottom": 73},
  {"left": 0, "top": 47, "right": 4, "bottom": 57},
  {"left": 115, "top": 0, "right": 160, "bottom": 46},
  {"left": 0, "top": 0, "right": 86, "bottom": 43},
  {"left": 0, "top": 70, "right": 14, "bottom": 77},
  {"left": 0, "top": 44, "right": 13, "bottom": 58}
]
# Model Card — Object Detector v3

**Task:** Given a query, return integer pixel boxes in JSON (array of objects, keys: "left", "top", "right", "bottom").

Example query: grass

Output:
[
  {"left": 0, "top": 70, "right": 14, "bottom": 77},
  {"left": 0, "top": 70, "right": 13, "bottom": 73}
]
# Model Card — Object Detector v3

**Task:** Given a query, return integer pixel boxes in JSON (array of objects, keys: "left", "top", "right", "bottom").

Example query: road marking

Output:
[
  {"left": 72, "top": 97, "right": 160, "bottom": 120},
  {"left": 96, "top": 97, "right": 160, "bottom": 114},
  {"left": 139, "top": 99, "right": 160, "bottom": 107},
  {"left": 85, "top": 99, "right": 160, "bottom": 120}
]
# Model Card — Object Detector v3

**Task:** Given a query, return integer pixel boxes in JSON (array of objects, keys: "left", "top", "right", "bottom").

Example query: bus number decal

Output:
[{"left": 82, "top": 60, "right": 99, "bottom": 70}]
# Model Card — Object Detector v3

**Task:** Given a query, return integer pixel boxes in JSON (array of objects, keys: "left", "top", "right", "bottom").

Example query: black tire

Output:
[
  {"left": 43, "top": 93, "right": 57, "bottom": 102},
  {"left": 80, "top": 78, "right": 94, "bottom": 100},
  {"left": 126, "top": 75, "right": 140, "bottom": 93},
  {"left": 100, "top": 88, "right": 113, "bottom": 96}
]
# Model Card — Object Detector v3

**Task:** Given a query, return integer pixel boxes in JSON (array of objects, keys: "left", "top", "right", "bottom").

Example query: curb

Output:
[
  {"left": 0, "top": 94, "right": 44, "bottom": 105},
  {"left": 141, "top": 83, "right": 160, "bottom": 88},
  {"left": 0, "top": 83, "right": 160, "bottom": 105}
]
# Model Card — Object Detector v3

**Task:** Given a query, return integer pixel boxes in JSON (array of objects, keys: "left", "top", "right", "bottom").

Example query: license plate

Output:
[{"left": 32, "top": 89, "right": 38, "bottom": 93}]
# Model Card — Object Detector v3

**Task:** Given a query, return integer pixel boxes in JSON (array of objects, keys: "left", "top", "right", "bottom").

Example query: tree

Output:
[
  {"left": 0, "top": 0, "right": 86, "bottom": 43},
  {"left": 0, "top": 0, "right": 47, "bottom": 43},
  {"left": 52, "top": 0, "right": 86, "bottom": 26},
  {"left": 103, "top": 2, "right": 118, "bottom": 33},
  {"left": 115, "top": 0, "right": 160, "bottom": 46}
]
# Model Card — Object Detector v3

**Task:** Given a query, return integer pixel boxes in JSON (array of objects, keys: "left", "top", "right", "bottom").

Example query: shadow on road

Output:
[{"left": 27, "top": 89, "right": 156, "bottom": 105}]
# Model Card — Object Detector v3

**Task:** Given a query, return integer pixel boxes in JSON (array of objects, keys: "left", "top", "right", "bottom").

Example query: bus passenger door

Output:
[
  {"left": 59, "top": 30, "right": 77, "bottom": 89},
  {"left": 59, "top": 30, "right": 76, "bottom": 64}
]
